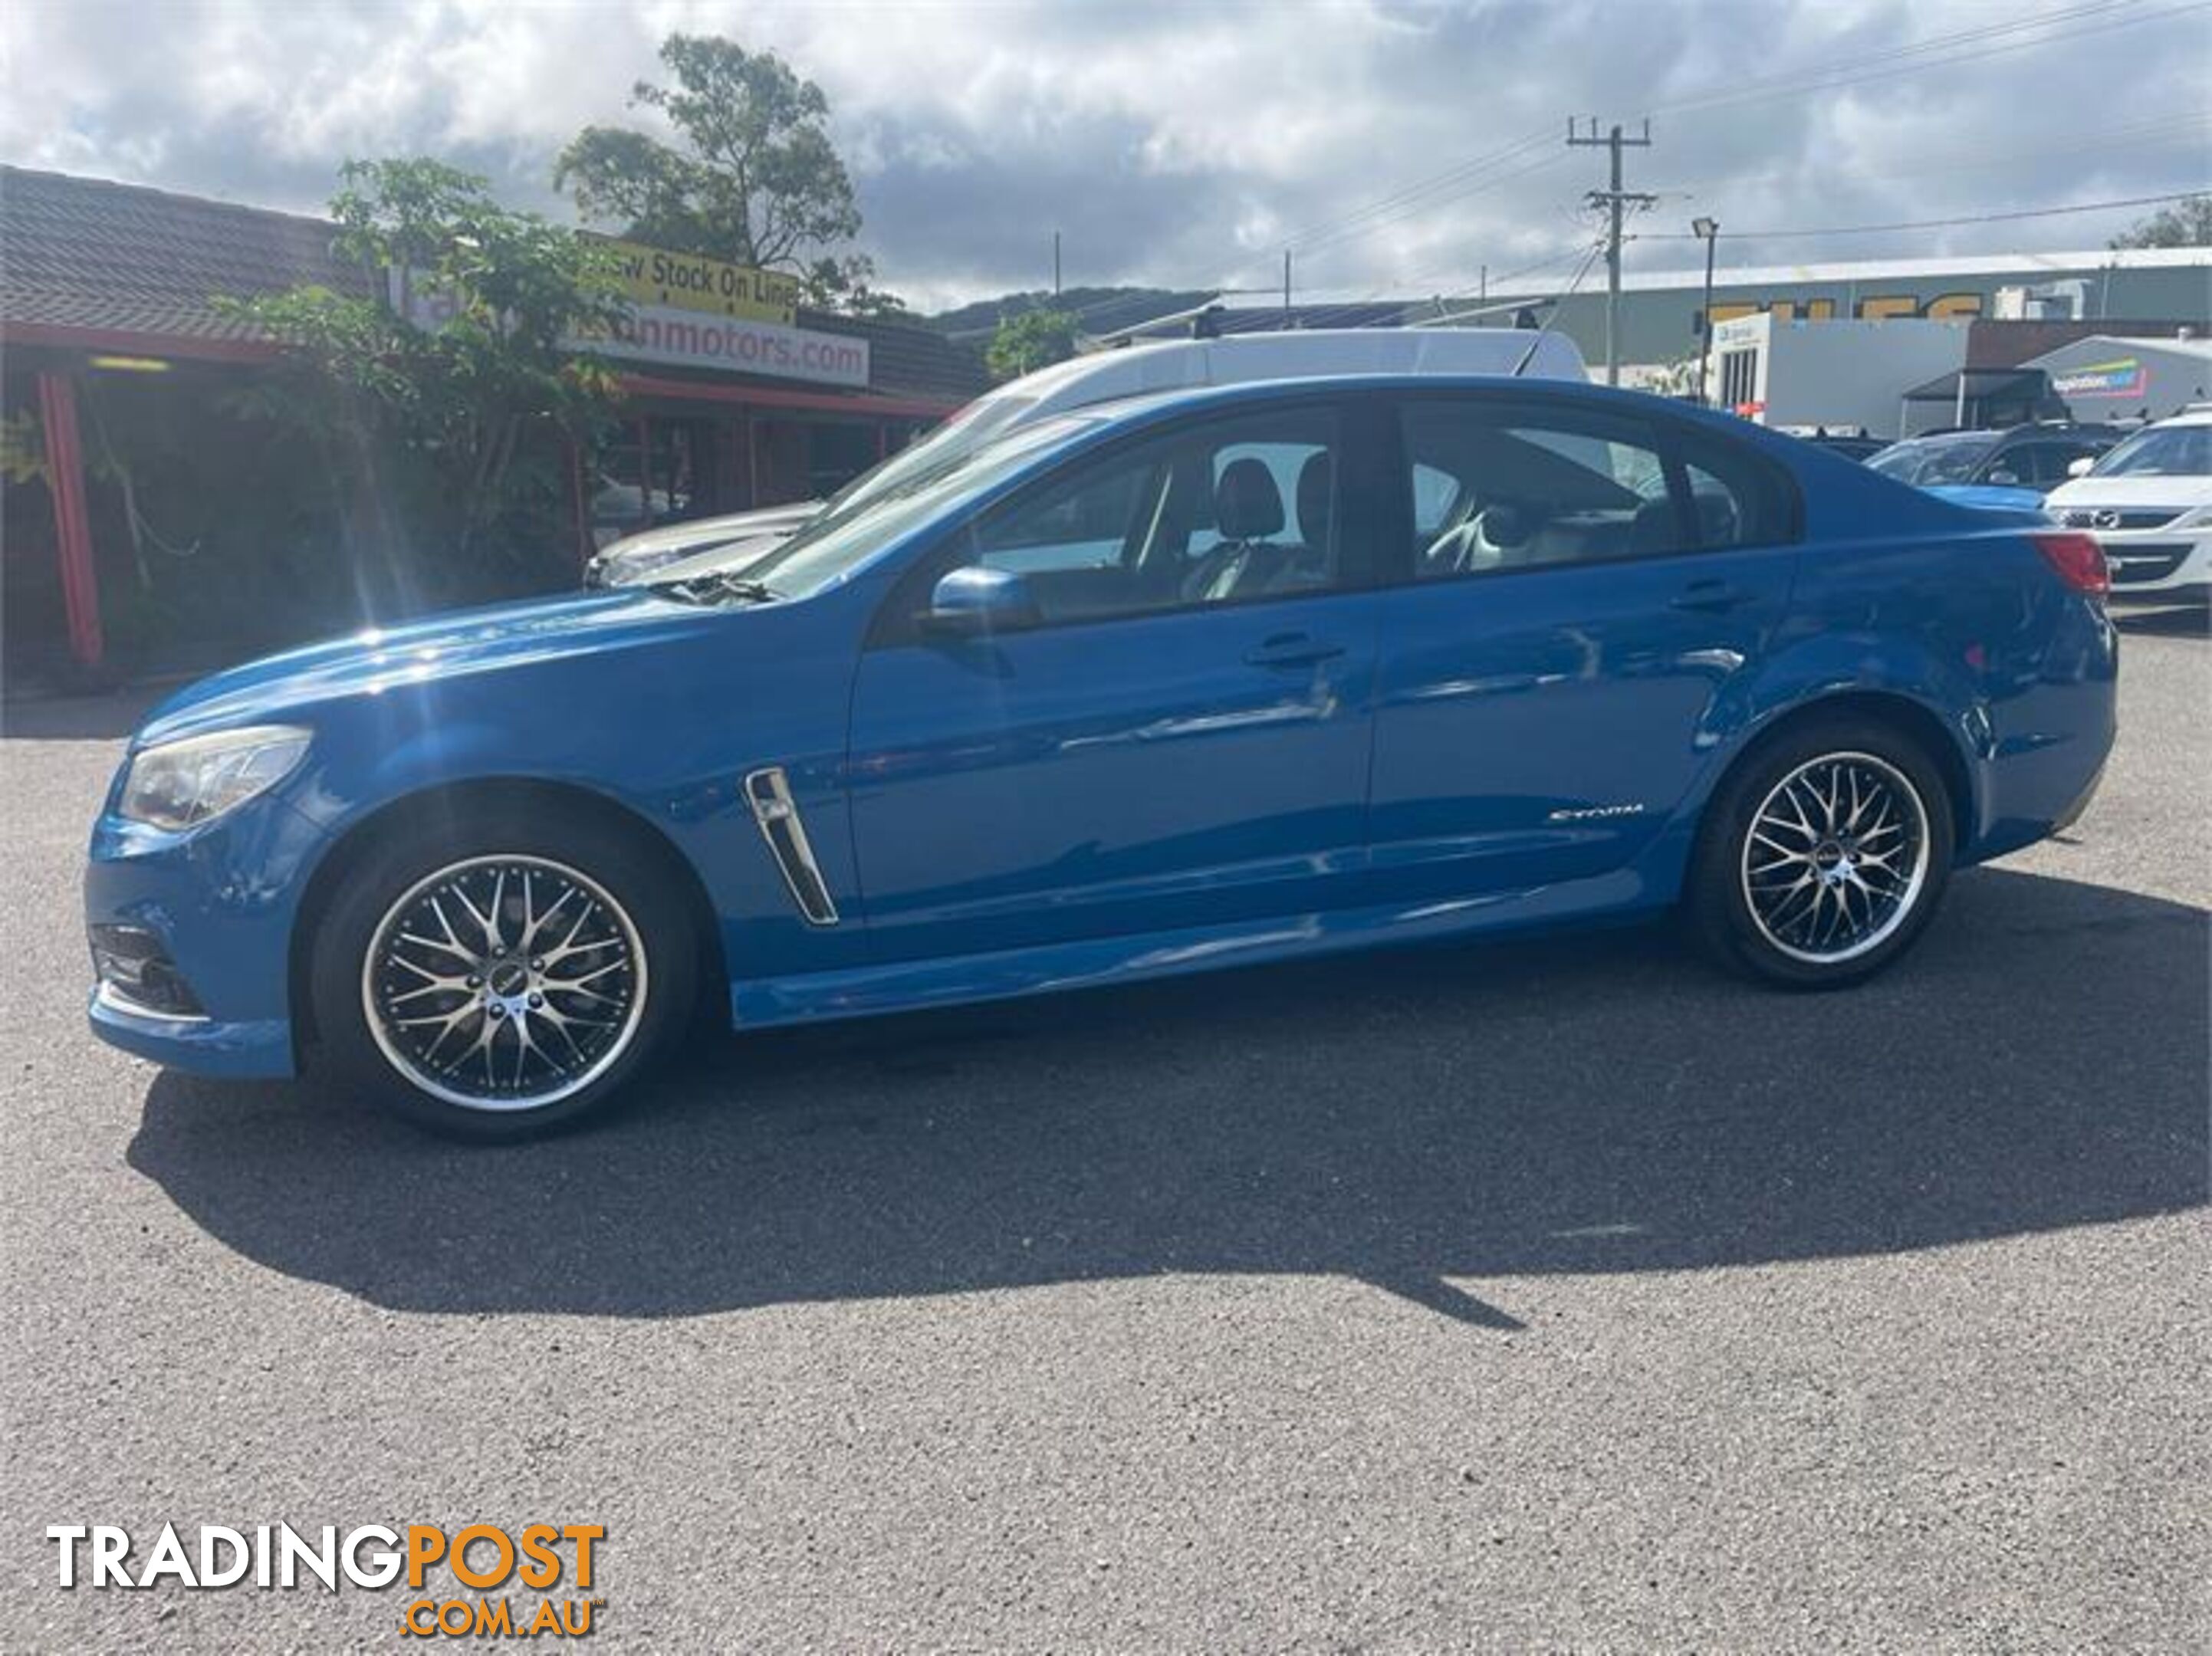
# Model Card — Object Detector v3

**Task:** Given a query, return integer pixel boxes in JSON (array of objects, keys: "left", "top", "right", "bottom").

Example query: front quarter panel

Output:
[
  {"left": 87, "top": 587, "right": 883, "bottom": 1075},
  {"left": 278, "top": 596, "right": 879, "bottom": 983}
]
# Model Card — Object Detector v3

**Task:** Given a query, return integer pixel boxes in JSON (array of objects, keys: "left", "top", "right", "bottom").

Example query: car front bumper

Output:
[
  {"left": 2095, "top": 526, "right": 2212, "bottom": 595},
  {"left": 82, "top": 800, "right": 326, "bottom": 1081},
  {"left": 87, "top": 984, "right": 295, "bottom": 1079}
]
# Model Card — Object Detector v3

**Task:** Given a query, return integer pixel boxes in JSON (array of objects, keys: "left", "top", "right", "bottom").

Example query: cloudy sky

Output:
[{"left": 2, "top": 0, "right": 2206, "bottom": 311}]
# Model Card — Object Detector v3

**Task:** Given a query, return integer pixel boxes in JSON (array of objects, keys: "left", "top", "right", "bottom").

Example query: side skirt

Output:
[{"left": 728, "top": 866, "right": 1665, "bottom": 1030}]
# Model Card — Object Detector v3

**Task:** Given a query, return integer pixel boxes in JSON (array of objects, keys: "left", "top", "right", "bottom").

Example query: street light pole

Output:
[{"left": 1692, "top": 216, "right": 1720, "bottom": 407}]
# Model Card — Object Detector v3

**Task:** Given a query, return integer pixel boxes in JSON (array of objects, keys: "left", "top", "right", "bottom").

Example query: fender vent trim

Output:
[{"left": 742, "top": 767, "right": 841, "bottom": 927}]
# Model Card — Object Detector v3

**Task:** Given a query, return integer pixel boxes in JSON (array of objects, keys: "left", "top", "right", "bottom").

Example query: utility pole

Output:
[
  {"left": 1053, "top": 230, "right": 1061, "bottom": 297},
  {"left": 1283, "top": 248, "right": 1293, "bottom": 319},
  {"left": 1568, "top": 117, "right": 1654, "bottom": 385}
]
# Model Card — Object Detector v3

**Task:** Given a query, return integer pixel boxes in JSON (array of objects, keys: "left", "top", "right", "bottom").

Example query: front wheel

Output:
[
  {"left": 1688, "top": 719, "right": 1955, "bottom": 989},
  {"left": 309, "top": 807, "right": 697, "bottom": 1139}
]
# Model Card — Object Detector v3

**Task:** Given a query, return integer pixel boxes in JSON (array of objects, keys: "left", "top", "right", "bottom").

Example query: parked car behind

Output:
[
  {"left": 87, "top": 373, "right": 2115, "bottom": 1138},
  {"left": 1920, "top": 483, "right": 2053, "bottom": 519},
  {"left": 2043, "top": 405, "right": 2212, "bottom": 597},
  {"left": 583, "top": 327, "right": 1590, "bottom": 587},
  {"left": 1780, "top": 428, "right": 1888, "bottom": 463},
  {"left": 1867, "top": 422, "right": 2121, "bottom": 497}
]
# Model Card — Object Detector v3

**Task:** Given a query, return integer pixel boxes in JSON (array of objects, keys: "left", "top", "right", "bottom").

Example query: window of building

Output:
[{"left": 1718, "top": 348, "right": 1760, "bottom": 411}]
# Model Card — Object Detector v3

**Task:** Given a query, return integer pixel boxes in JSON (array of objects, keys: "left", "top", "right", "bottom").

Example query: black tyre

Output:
[
  {"left": 1687, "top": 716, "right": 1955, "bottom": 989},
  {"left": 308, "top": 803, "right": 698, "bottom": 1140}
]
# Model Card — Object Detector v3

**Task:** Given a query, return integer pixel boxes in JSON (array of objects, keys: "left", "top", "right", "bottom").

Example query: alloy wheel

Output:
[
  {"left": 360, "top": 855, "right": 648, "bottom": 1111},
  {"left": 1740, "top": 751, "right": 1931, "bottom": 965}
]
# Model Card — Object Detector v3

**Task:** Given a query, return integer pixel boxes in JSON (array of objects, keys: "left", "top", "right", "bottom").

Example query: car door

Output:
[
  {"left": 1364, "top": 391, "right": 1802, "bottom": 904},
  {"left": 846, "top": 396, "right": 1385, "bottom": 962}
]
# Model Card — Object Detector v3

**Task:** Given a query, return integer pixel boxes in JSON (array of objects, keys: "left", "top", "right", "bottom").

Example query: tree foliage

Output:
[
  {"left": 218, "top": 158, "right": 626, "bottom": 593},
  {"left": 986, "top": 309, "right": 1082, "bottom": 380},
  {"left": 2109, "top": 194, "right": 2212, "bottom": 249},
  {"left": 556, "top": 32, "right": 894, "bottom": 310}
]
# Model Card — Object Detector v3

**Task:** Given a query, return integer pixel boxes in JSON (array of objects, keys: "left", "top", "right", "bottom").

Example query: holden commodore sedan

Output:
[{"left": 87, "top": 376, "right": 2117, "bottom": 1138}]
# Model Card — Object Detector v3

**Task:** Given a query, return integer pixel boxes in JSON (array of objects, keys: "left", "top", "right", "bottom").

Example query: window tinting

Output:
[
  {"left": 935, "top": 406, "right": 1343, "bottom": 628},
  {"left": 1673, "top": 428, "right": 1796, "bottom": 548},
  {"left": 1404, "top": 405, "right": 1676, "bottom": 577},
  {"left": 1402, "top": 400, "right": 1794, "bottom": 579}
]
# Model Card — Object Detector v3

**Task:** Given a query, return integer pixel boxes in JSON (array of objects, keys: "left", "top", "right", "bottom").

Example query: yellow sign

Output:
[{"left": 597, "top": 238, "right": 801, "bottom": 326}]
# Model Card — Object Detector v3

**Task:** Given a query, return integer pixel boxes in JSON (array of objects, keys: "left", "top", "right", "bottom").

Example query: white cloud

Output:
[{"left": 2, "top": 0, "right": 2205, "bottom": 310}]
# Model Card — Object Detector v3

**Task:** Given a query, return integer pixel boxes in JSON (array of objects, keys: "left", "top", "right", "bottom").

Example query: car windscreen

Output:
[
  {"left": 1867, "top": 433, "right": 1998, "bottom": 486},
  {"left": 820, "top": 393, "right": 1042, "bottom": 516},
  {"left": 719, "top": 414, "right": 1105, "bottom": 599},
  {"left": 2089, "top": 423, "right": 2212, "bottom": 479}
]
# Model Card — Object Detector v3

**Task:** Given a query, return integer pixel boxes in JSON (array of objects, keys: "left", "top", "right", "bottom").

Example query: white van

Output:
[{"left": 587, "top": 328, "right": 1589, "bottom": 586}]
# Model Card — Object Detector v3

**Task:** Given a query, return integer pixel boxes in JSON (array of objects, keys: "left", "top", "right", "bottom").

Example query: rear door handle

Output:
[
  {"left": 1243, "top": 633, "right": 1345, "bottom": 669},
  {"left": 1669, "top": 580, "right": 1757, "bottom": 613}
]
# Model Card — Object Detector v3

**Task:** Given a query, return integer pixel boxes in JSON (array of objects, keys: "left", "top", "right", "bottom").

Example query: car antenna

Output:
[{"left": 1511, "top": 241, "right": 1606, "bottom": 377}]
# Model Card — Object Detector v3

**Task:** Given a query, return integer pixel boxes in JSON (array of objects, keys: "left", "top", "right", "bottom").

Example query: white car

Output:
[
  {"left": 586, "top": 327, "right": 1589, "bottom": 587},
  {"left": 2043, "top": 406, "right": 2212, "bottom": 598}
]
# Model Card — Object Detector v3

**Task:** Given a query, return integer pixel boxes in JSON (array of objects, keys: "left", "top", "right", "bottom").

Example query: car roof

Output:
[
  {"left": 1018, "top": 371, "right": 1782, "bottom": 449},
  {"left": 1005, "top": 328, "right": 1589, "bottom": 418}
]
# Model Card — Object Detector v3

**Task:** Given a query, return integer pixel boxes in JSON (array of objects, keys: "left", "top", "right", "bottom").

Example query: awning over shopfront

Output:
[{"left": 0, "top": 165, "right": 988, "bottom": 675}]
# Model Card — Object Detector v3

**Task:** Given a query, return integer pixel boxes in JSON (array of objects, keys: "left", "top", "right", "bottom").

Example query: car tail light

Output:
[{"left": 2031, "top": 531, "right": 2110, "bottom": 596}]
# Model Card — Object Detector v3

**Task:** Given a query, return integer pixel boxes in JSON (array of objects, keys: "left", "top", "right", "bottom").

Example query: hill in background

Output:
[{"left": 923, "top": 285, "right": 1218, "bottom": 339}]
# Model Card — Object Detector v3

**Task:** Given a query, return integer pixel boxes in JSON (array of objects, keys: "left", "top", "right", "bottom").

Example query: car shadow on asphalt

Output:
[
  {"left": 127, "top": 866, "right": 2208, "bottom": 1330},
  {"left": 2113, "top": 602, "right": 2210, "bottom": 639}
]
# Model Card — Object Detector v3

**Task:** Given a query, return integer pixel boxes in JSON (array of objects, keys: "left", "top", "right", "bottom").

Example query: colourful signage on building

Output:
[{"left": 2048, "top": 356, "right": 2148, "bottom": 399}]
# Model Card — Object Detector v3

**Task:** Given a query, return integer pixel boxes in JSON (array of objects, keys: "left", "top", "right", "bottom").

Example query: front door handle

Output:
[
  {"left": 1243, "top": 632, "right": 1345, "bottom": 669},
  {"left": 1669, "top": 579, "right": 1757, "bottom": 613}
]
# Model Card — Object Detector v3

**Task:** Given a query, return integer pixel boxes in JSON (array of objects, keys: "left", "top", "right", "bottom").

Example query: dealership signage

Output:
[
  {"left": 594, "top": 237, "right": 803, "bottom": 327},
  {"left": 593, "top": 302, "right": 869, "bottom": 386},
  {"left": 393, "top": 251, "right": 869, "bottom": 390}
]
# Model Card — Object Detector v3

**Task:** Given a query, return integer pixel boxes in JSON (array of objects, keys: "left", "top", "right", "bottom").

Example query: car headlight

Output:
[{"left": 117, "top": 725, "right": 312, "bottom": 831}]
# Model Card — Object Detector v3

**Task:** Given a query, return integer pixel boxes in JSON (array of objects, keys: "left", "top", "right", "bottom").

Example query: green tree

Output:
[
  {"left": 556, "top": 33, "right": 889, "bottom": 309},
  {"left": 986, "top": 309, "right": 1082, "bottom": 380},
  {"left": 2109, "top": 194, "right": 2212, "bottom": 249},
  {"left": 219, "top": 158, "right": 626, "bottom": 592}
]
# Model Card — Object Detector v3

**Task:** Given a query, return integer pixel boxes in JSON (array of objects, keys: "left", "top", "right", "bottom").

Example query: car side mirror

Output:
[
  {"left": 2066, "top": 455, "right": 2096, "bottom": 479},
  {"left": 920, "top": 567, "right": 1040, "bottom": 637}
]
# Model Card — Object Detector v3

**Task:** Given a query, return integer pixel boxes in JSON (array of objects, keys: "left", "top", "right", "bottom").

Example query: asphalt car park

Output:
[{"left": 2, "top": 606, "right": 2206, "bottom": 1651}]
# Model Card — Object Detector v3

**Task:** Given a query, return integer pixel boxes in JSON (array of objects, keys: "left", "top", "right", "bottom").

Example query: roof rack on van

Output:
[
  {"left": 1091, "top": 297, "right": 1230, "bottom": 349},
  {"left": 1423, "top": 294, "right": 1554, "bottom": 330}
]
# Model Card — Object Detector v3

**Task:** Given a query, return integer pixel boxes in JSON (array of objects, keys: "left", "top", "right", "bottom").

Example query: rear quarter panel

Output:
[{"left": 1722, "top": 442, "right": 2117, "bottom": 863}]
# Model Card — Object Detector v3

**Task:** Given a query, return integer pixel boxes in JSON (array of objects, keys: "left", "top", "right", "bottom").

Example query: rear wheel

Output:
[
  {"left": 1688, "top": 718, "right": 1954, "bottom": 988},
  {"left": 309, "top": 807, "right": 696, "bottom": 1139}
]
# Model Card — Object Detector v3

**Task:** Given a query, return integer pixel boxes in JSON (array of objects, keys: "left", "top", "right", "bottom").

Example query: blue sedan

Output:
[{"left": 87, "top": 376, "right": 2118, "bottom": 1137}]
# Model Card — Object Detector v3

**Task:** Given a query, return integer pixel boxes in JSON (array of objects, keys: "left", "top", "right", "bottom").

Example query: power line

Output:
[
  {"left": 1285, "top": 142, "right": 1566, "bottom": 261},
  {"left": 1634, "top": 189, "right": 2209, "bottom": 242},
  {"left": 1242, "top": 0, "right": 2196, "bottom": 291},
  {"left": 1647, "top": 0, "right": 2193, "bottom": 118},
  {"left": 1274, "top": 130, "right": 1554, "bottom": 253},
  {"left": 1665, "top": 107, "right": 2212, "bottom": 199}
]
